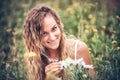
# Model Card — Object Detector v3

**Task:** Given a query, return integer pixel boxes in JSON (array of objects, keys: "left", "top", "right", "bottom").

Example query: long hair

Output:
[{"left": 23, "top": 5, "right": 66, "bottom": 80}]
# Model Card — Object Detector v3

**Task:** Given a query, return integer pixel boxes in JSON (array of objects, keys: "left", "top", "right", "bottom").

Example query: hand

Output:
[{"left": 45, "top": 62, "right": 61, "bottom": 77}]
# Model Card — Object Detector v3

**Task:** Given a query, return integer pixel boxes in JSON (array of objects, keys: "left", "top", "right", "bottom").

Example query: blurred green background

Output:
[{"left": 0, "top": 0, "right": 120, "bottom": 80}]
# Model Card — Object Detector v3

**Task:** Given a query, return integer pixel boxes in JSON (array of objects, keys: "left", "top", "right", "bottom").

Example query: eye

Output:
[
  {"left": 52, "top": 26, "right": 57, "bottom": 32},
  {"left": 42, "top": 32, "right": 47, "bottom": 37}
]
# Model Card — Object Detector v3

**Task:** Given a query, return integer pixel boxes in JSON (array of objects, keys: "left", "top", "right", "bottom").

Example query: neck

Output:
[
  {"left": 47, "top": 49, "right": 59, "bottom": 58},
  {"left": 47, "top": 49, "right": 60, "bottom": 63}
]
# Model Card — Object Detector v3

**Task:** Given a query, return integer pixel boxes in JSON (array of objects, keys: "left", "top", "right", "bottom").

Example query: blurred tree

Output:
[
  {"left": 0, "top": 0, "right": 14, "bottom": 79},
  {"left": 0, "top": 0, "right": 27, "bottom": 79}
]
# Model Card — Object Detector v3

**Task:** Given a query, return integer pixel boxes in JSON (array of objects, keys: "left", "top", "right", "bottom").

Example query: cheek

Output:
[
  {"left": 56, "top": 29, "right": 61, "bottom": 36},
  {"left": 41, "top": 38, "right": 48, "bottom": 45}
]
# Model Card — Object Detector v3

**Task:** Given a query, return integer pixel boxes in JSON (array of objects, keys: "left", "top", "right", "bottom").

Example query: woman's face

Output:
[{"left": 41, "top": 14, "right": 61, "bottom": 51}]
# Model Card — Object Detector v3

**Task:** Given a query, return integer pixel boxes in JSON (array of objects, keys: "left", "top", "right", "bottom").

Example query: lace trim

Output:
[{"left": 48, "top": 58, "right": 59, "bottom": 63}]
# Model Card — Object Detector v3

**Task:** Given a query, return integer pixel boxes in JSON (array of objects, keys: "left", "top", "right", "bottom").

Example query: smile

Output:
[
  {"left": 48, "top": 40, "right": 59, "bottom": 45},
  {"left": 48, "top": 41, "right": 57, "bottom": 45}
]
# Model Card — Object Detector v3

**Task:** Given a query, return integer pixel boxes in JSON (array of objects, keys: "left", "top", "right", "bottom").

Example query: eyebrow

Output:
[
  {"left": 42, "top": 24, "right": 57, "bottom": 32},
  {"left": 52, "top": 24, "right": 57, "bottom": 28}
]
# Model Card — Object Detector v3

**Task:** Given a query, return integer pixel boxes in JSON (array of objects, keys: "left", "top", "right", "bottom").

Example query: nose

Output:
[{"left": 49, "top": 33, "right": 56, "bottom": 41}]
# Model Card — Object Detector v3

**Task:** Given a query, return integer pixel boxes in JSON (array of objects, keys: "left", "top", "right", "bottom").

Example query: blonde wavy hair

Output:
[{"left": 23, "top": 5, "right": 66, "bottom": 80}]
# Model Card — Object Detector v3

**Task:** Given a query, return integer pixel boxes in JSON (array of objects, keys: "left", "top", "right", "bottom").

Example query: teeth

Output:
[
  {"left": 49, "top": 41, "right": 55, "bottom": 44},
  {"left": 48, "top": 42, "right": 54, "bottom": 44},
  {"left": 50, "top": 43, "right": 55, "bottom": 44}
]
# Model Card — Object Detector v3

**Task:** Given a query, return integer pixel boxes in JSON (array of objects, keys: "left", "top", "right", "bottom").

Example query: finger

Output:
[
  {"left": 45, "top": 65, "right": 60, "bottom": 74},
  {"left": 45, "top": 62, "right": 61, "bottom": 73},
  {"left": 50, "top": 68, "right": 61, "bottom": 76},
  {"left": 45, "top": 62, "right": 61, "bottom": 71},
  {"left": 50, "top": 68, "right": 59, "bottom": 72},
  {"left": 53, "top": 69, "right": 61, "bottom": 76},
  {"left": 48, "top": 62, "right": 61, "bottom": 67}
]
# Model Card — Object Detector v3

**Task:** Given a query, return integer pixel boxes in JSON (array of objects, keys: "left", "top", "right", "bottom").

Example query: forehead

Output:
[{"left": 41, "top": 14, "right": 57, "bottom": 31}]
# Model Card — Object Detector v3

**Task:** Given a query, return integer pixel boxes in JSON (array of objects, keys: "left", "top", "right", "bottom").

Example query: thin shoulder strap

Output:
[{"left": 74, "top": 40, "right": 79, "bottom": 61}]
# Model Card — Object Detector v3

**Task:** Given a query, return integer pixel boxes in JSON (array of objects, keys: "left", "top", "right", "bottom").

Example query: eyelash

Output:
[
  {"left": 41, "top": 26, "right": 58, "bottom": 37},
  {"left": 42, "top": 32, "right": 47, "bottom": 36},
  {"left": 52, "top": 26, "right": 57, "bottom": 31}
]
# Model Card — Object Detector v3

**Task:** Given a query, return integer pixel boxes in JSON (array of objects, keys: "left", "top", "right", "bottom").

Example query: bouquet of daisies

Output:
[{"left": 61, "top": 58, "right": 93, "bottom": 80}]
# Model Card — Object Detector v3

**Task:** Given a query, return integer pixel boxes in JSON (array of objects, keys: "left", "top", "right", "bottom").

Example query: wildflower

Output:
[
  {"left": 72, "top": 2, "right": 79, "bottom": 8},
  {"left": 61, "top": 57, "right": 93, "bottom": 69},
  {"left": 85, "top": 25, "right": 90, "bottom": 29},
  {"left": 82, "top": 74, "right": 87, "bottom": 78},
  {"left": 116, "top": 15, "right": 119, "bottom": 19},
  {"left": 117, "top": 47, "right": 120, "bottom": 50},
  {"left": 83, "top": 65, "right": 94, "bottom": 69},
  {"left": 61, "top": 57, "right": 75, "bottom": 69},
  {"left": 88, "top": 14, "right": 93, "bottom": 19},
  {"left": 93, "top": 28, "right": 98, "bottom": 33},
  {"left": 85, "top": 29, "right": 89, "bottom": 34},
  {"left": 91, "top": 18, "right": 95, "bottom": 24},
  {"left": 102, "top": 25, "right": 106, "bottom": 29},
  {"left": 65, "top": 7, "right": 74, "bottom": 15},
  {"left": 112, "top": 40, "right": 117, "bottom": 44},
  {"left": 77, "top": 58, "right": 85, "bottom": 66},
  {"left": 61, "top": 58, "right": 93, "bottom": 80},
  {"left": 24, "top": 52, "right": 36, "bottom": 58}
]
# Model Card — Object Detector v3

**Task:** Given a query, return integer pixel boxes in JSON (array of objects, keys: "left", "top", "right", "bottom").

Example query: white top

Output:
[
  {"left": 74, "top": 40, "right": 79, "bottom": 61},
  {"left": 61, "top": 40, "right": 85, "bottom": 69}
]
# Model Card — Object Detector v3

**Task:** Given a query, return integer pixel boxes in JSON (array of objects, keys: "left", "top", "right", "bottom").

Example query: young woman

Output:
[{"left": 23, "top": 5, "right": 94, "bottom": 80}]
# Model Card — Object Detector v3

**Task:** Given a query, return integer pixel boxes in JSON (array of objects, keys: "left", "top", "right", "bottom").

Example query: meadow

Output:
[{"left": 0, "top": 0, "right": 120, "bottom": 80}]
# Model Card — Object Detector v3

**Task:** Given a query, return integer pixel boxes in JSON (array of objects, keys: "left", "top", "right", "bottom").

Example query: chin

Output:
[
  {"left": 50, "top": 46, "right": 59, "bottom": 50},
  {"left": 48, "top": 44, "right": 59, "bottom": 50}
]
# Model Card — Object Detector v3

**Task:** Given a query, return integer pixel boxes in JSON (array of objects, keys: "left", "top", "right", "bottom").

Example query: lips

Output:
[{"left": 48, "top": 41, "right": 57, "bottom": 46}]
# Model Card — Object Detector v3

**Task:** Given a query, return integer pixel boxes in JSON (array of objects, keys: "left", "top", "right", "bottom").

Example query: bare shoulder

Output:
[
  {"left": 66, "top": 39, "right": 90, "bottom": 63},
  {"left": 77, "top": 40, "right": 92, "bottom": 65},
  {"left": 77, "top": 40, "right": 95, "bottom": 78},
  {"left": 66, "top": 38, "right": 75, "bottom": 43},
  {"left": 66, "top": 39, "right": 88, "bottom": 47},
  {"left": 73, "top": 40, "right": 94, "bottom": 78},
  {"left": 66, "top": 39, "right": 75, "bottom": 47},
  {"left": 65, "top": 39, "right": 77, "bottom": 58},
  {"left": 77, "top": 40, "right": 89, "bottom": 54},
  {"left": 65, "top": 39, "right": 89, "bottom": 52},
  {"left": 66, "top": 39, "right": 89, "bottom": 59}
]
